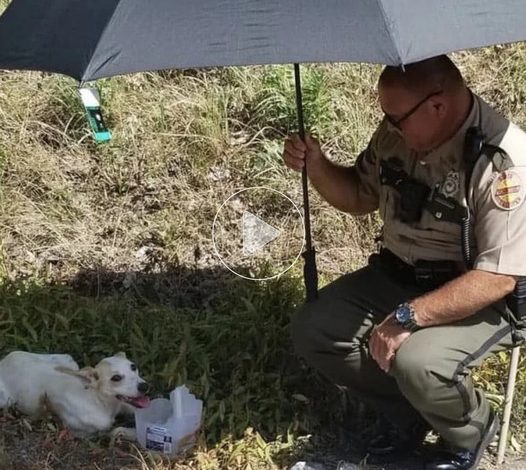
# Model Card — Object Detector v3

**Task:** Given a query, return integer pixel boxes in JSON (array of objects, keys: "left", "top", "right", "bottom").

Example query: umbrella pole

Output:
[{"left": 294, "top": 63, "right": 318, "bottom": 302}]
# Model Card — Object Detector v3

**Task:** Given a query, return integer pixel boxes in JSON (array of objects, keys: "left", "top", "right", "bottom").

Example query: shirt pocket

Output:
[{"left": 418, "top": 207, "right": 462, "bottom": 242}]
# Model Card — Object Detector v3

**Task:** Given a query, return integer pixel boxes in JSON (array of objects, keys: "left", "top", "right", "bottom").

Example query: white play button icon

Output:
[
  {"left": 242, "top": 211, "right": 281, "bottom": 256},
  {"left": 212, "top": 187, "right": 304, "bottom": 281}
]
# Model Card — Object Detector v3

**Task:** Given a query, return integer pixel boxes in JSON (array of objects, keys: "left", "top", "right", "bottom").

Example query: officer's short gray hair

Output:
[{"left": 379, "top": 55, "right": 465, "bottom": 95}]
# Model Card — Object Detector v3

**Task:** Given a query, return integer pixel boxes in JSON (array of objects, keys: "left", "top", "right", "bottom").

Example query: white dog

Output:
[{"left": 0, "top": 351, "right": 150, "bottom": 436}]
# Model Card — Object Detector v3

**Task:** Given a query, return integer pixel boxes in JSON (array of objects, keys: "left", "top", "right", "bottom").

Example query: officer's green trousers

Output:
[{"left": 291, "top": 262, "right": 514, "bottom": 450}]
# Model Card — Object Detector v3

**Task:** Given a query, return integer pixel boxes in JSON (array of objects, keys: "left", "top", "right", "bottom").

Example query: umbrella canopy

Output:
[{"left": 0, "top": 0, "right": 526, "bottom": 82}]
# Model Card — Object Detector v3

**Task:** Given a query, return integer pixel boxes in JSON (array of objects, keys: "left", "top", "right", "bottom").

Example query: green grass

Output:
[
  {"left": 0, "top": 44, "right": 526, "bottom": 468},
  {"left": 0, "top": 274, "right": 305, "bottom": 441}
]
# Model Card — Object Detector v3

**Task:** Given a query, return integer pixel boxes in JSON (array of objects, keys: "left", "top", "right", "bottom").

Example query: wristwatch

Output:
[{"left": 394, "top": 302, "right": 420, "bottom": 332}]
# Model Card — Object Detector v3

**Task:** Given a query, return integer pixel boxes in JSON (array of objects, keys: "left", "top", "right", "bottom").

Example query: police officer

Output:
[{"left": 283, "top": 55, "right": 526, "bottom": 469}]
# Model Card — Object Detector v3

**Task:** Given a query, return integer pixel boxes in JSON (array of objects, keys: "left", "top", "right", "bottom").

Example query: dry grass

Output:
[{"left": 0, "top": 64, "right": 380, "bottom": 283}]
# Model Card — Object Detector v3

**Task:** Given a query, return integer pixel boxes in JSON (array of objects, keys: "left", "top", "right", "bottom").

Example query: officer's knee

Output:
[{"left": 391, "top": 347, "right": 445, "bottom": 403}]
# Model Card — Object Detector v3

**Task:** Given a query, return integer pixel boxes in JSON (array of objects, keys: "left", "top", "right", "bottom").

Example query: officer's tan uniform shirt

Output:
[{"left": 355, "top": 93, "right": 526, "bottom": 276}]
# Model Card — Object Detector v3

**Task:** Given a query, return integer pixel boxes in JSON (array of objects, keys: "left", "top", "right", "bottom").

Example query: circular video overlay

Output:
[{"left": 212, "top": 187, "right": 305, "bottom": 281}]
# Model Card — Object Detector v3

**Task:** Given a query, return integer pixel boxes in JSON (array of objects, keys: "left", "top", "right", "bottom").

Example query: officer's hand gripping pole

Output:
[{"left": 294, "top": 63, "right": 318, "bottom": 302}]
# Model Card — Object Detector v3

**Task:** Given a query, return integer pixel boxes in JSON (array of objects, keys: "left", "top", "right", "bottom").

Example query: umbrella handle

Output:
[{"left": 294, "top": 63, "right": 318, "bottom": 302}]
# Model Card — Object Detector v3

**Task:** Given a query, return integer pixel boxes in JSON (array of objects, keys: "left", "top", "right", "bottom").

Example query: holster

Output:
[{"left": 506, "top": 278, "right": 526, "bottom": 331}]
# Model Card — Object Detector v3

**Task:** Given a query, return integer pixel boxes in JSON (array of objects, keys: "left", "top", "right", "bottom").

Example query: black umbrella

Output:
[
  {"left": 2, "top": 1, "right": 526, "bottom": 81},
  {"left": 1, "top": 0, "right": 526, "bottom": 303}
]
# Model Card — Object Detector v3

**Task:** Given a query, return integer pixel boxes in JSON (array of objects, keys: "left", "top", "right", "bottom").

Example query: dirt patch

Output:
[
  {"left": 0, "top": 413, "right": 140, "bottom": 470},
  {"left": 1, "top": 410, "right": 526, "bottom": 470}
]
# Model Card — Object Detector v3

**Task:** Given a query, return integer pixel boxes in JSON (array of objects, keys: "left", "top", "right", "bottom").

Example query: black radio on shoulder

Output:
[{"left": 464, "top": 126, "right": 484, "bottom": 164}]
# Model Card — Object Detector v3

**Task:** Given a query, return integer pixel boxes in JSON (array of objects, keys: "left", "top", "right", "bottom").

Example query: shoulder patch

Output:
[{"left": 491, "top": 170, "right": 525, "bottom": 210}]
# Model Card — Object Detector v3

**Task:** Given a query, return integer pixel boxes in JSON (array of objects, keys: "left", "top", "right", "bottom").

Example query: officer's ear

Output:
[
  {"left": 429, "top": 93, "right": 449, "bottom": 118},
  {"left": 430, "top": 95, "right": 447, "bottom": 119}
]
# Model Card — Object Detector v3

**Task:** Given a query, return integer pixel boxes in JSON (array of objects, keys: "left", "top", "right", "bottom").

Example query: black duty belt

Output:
[{"left": 369, "top": 248, "right": 463, "bottom": 290}]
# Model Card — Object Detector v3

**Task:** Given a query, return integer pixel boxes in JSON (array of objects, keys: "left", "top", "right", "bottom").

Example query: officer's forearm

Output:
[
  {"left": 307, "top": 156, "right": 376, "bottom": 215},
  {"left": 411, "top": 270, "right": 516, "bottom": 327}
]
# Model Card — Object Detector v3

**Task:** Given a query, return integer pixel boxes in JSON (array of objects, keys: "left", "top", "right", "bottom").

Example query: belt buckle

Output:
[
  {"left": 415, "top": 261, "right": 432, "bottom": 278},
  {"left": 414, "top": 261, "right": 435, "bottom": 288},
  {"left": 415, "top": 259, "right": 460, "bottom": 289}
]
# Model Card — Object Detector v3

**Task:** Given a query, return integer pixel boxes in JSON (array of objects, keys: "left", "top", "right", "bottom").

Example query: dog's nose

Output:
[{"left": 138, "top": 382, "right": 149, "bottom": 394}]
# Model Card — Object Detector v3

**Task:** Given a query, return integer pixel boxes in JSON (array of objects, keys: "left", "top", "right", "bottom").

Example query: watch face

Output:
[{"left": 396, "top": 305, "right": 411, "bottom": 324}]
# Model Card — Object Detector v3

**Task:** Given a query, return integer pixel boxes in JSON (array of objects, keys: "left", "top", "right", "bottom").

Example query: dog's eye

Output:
[
  {"left": 111, "top": 375, "right": 123, "bottom": 382},
  {"left": 130, "top": 363, "right": 137, "bottom": 371}
]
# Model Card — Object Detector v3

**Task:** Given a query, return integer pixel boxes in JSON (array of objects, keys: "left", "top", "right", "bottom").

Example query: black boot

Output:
[
  {"left": 366, "top": 418, "right": 430, "bottom": 457},
  {"left": 425, "top": 410, "right": 499, "bottom": 470}
]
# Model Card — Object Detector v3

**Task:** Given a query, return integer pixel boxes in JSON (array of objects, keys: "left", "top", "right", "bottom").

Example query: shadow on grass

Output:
[{"left": 0, "top": 263, "right": 370, "bottom": 469}]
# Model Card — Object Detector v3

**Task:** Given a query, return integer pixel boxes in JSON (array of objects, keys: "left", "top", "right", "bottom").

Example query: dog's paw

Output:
[{"left": 110, "top": 426, "right": 136, "bottom": 445}]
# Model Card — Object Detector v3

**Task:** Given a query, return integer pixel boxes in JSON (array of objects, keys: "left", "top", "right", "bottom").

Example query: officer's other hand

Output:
[
  {"left": 282, "top": 134, "right": 323, "bottom": 172},
  {"left": 369, "top": 313, "right": 411, "bottom": 373}
]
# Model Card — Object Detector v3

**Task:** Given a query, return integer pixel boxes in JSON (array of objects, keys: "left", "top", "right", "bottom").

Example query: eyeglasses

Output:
[{"left": 383, "top": 90, "right": 443, "bottom": 129}]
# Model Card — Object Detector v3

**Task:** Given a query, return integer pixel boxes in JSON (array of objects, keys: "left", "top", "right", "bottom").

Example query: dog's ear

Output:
[
  {"left": 55, "top": 366, "right": 100, "bottom": 385},
  {"left": 115, "top": 352, "right": 127, "bottom": 359}
]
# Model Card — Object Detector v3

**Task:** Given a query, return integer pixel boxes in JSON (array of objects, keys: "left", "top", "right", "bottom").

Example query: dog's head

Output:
[{"left": 56, "top": 352, "right": 150, "bottom": 408}]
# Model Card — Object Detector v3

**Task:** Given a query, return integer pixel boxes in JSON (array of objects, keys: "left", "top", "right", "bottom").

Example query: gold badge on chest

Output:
[{"left": 440, "top": 170, "right": 460, "bottom": 198}]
